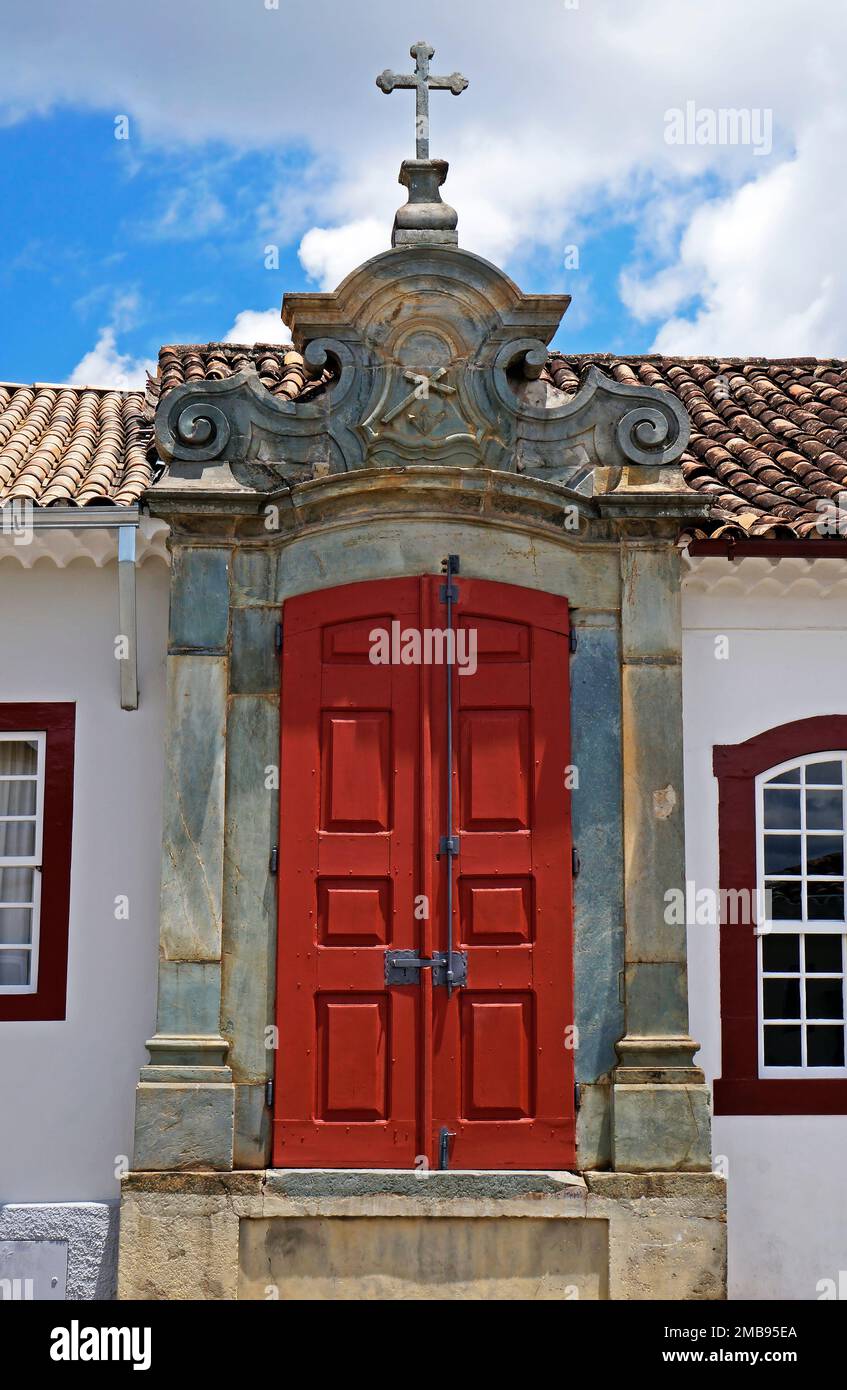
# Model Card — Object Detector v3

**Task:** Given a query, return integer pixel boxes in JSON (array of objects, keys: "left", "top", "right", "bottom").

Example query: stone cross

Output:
[{"left": 376, "top": 41, "right": 468, "bottom": 159}]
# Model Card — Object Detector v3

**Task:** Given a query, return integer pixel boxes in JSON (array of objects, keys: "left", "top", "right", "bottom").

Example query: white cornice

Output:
[
  {"left": 682, "top": 552, "right": 847, "bottom": 599},
  {"left": 0, "top": 515, "right": 170, "bottom": 569}
]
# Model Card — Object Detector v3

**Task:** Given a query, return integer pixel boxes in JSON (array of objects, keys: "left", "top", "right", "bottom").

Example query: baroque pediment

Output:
[{"left": 155, "top": 243, "right": 689, "bottom": 491}]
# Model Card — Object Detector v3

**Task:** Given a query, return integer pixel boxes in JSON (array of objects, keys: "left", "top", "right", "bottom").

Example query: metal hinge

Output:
[
  {"left": 265, "top": 1078, "right": 274, "bottom": 1109},
  {"left": 572, "top": 846, "right": 580, "bottom": 879},
  {"left": 569, "top": 628, "right": 578, "bottom": 653},
  {"left": 270, "top": 845, "right": 279, "bottom": 875},
  {"left": 437, "top": 834, "right": 459, "bottom": 858},
  {"left": 574, "top": 1082, "right": 581, "bottom": 1112},
  {"left": 275, "top": 622, "right": 283, "bottom": 653},
  {"left": 385, "top": 949, "right": 468, "bottom": 988},
  {"left": 439, "top": 553, "right": 460, "bottom": 603}
]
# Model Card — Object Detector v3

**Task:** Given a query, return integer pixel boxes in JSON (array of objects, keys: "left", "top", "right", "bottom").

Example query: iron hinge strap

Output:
[{"left": 275, "top": 622, "right": 283, "bottom": 653}]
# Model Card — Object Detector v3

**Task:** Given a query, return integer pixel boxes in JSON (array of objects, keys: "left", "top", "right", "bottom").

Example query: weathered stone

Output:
[
  {"left": 118, "top": 1187, "right": 240, "bottom": 1300},
  {"left": 133, "top": 1083, "right": 234, "bottom": 1172},
  {"left": 233, "top": 1085, "right": 271, "bottom": 1169},
  {"left": 159, "top": 655, "right": 227, "bottom": 961},
  {"left": 230, "top": 607, "right": 279, "bottom": 694},
  {"left": 571, "top": 623, "right": 624, "bottom": 1081},
  {"left": 169, "top": 546, "right": 230, "bottom": 652},
  {"left": 156, "top": 962, "right": 222, "bottom": 1037},
  {"left": 221, "top": 695, "right": 278, "bottom": 1084},
  {"left": 239, "top": 1214, "right": 608, "bottom": 1300},
  {"left": 611, "top": 1084, "right": 712, "bottom": 1173}
]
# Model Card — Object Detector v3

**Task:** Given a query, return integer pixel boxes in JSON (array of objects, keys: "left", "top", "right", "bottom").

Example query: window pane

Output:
[
  {"left": 806, "top": 978, "right": 844, "bottom": 1021},
  {"left": 764, "top": 835, "right": 801, "bottom": 874},
  {"left": 0, "top": 948, "right": 30, "bottom": 987},
  {"left": 764, "top": 789, "right": 801, "bottom": 829},
  {"left": 806, "top": 761, "right": 844, "bottom": 786},
  {"left": 806, "top": 790, "right": 843, "bottom": 830},
  {"left": 0, "top": 740, "right": 38, "bottom": 776},
  {"left": 766, "top": 767, "right": 801, "bottom": 785},
  {"left": 807, "top": 835, "right": 844, "bottom": 876},
  {"left": 0, "top": 820, "right": 36, "bottom": 858},
  {"left": 0, "top": 781, "right": 37, "bottom": 816},
  {"left": 805, "top": 934, "right": 843, "bottom": 973},
  {"left": 807, "top": 1027, "right": 845, "bottom": 1067},
  {"left": 763, "top": 1025, "right": 802, "bottom": 1066},
  {"left": 762, "top": 933, "right": 800, "bottom": 972},
  {"left": 768, "top": 881, "right": 803, "bottom": 919},
  {"left": 0, "top": 906, "right": 32, "bottom": 945},
  {"left": 807, "top": 882, "right": 845, "bottom": 921},
  {"left": 763, "top": 978, "right": 800, "bottom": 1018}
]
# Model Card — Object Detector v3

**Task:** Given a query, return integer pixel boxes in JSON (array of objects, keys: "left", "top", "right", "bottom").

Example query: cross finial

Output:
[{"left": 376, "top": 40, "right": 468, "bottom": 159}]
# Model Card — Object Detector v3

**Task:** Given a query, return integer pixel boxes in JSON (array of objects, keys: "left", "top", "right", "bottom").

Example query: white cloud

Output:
[
  {"left": 298, "top": 219, "right": 386, "bottom": 291},
  {"left": 624, "top": 109, "right": 847, "bottom": 355},
  {"left": 68, "top": 327, "right": 156, "bottom": 390},
  {"left": 222, "top": 308, "right": 291, "bottom": 344},
  {"left": 5, "top": 0, "right": 847, "bottom": 352}
]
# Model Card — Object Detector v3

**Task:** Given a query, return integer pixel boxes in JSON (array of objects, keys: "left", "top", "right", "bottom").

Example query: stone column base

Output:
[{"left": 117, "top": 1170, "right": 726, "bottom": 1301}]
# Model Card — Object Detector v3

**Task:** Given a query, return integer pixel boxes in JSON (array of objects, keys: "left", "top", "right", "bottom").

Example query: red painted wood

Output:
[
  {"left": 273, "top": 580, "right": 420, "bottom": 1166},
  {"left": 430, "top": 579, "right": 575, "bottom": 1167},
  {"left": 273, "top": 576, "right": 576, "bottom": 1168},
  {"left": 713, "top": 715, "right": 847, "bottom": 1115}
]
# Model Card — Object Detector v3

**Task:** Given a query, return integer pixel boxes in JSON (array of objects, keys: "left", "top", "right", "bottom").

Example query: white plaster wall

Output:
[
  {"left": 683, "top": 560, "right": 847, "bottom": 1300},
  {"left": 0, "top": 553, "right": 169, "bottom": 1203}
]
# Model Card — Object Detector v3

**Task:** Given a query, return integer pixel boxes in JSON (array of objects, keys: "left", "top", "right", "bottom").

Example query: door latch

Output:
[
  {"left": 385, "top": 949, "right": 468, "bottom": 988},
  {"left": 438, "top": 1126, "right": 456, "bottom": 1170}
]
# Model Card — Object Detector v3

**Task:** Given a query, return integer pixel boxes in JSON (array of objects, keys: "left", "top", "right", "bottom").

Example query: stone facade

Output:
[{"left": 120, "top": 172, "right": 725, "bottom": 1299}]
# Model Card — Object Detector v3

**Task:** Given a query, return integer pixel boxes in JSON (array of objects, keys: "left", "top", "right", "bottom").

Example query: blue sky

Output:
[{"left": 0, "top": 0, "right": 844, "bottom": 387}]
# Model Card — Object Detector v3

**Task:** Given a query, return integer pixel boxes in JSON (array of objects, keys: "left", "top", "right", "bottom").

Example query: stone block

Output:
[
  {"left": 169, "top": 547, "right": 231, "bottom": 652},
  {"left": 221, "top": 695, "right": 278, "bottom": 1082},
  {"left": 156, "top": 962, "right": 222, "bottom": 1037},
  {"left": 133, "top": 1083, "right": 234, "bottom": 1172},
  {"left": 611, "top": 1083, "right": 712, "bottom": 1172},
  {"left": 230, "top": 607, "right": 280, "bottom": 694},
  {"left": 159, "top": 655, "right": 227, "bottom": 960}
]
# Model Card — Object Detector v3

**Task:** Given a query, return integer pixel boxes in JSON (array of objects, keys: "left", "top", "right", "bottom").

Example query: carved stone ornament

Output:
[{"left": 154, "top": 241, "right": 689, "bottom": 491}]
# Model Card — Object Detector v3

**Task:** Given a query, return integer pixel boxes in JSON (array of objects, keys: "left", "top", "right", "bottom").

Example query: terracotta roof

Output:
[
  {"left": 3, "top": 348, "right": 847, "bottom": 534},
  {"left": 0, "top": 383, "right": 154, "bottom": 507},
  {"left": 547, "top": 356, "right": 847, "bottom": 539},
  {"left": 149, "top": 342, "right": 334, "bottom": 408}
]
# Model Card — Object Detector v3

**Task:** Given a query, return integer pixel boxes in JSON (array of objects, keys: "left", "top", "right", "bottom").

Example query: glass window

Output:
[
  {"left": 0, "top": 734, "right": 44, "bottom": 995},
  {"left": 758, "top": 754, "right": 847, "bottom": 1076}
]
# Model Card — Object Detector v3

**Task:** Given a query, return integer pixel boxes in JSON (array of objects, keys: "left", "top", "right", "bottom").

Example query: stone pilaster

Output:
[
  {"left": 133, "top": 542, "right": 235, "bottom": 1170},
  {"left": 611, "top": 537, "right": 711, "bottom": 1171}
]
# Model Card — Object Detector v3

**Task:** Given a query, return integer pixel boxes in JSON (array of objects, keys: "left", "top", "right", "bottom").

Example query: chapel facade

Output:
[{"left": 2, "top": 45, "right": 846, "bottom": 1302}]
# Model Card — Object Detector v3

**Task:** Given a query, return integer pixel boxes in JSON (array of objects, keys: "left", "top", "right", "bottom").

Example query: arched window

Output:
[
  {"left": 713, "top": 718, "right": 847, "bottom": 1113},
  {"left": 757, "top": 754, "right": 846, "bottom": 1075}
]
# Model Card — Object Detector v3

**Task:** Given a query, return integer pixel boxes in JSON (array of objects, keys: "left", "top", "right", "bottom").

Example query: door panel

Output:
[
  {"left": 431, "top": 579, "right": 574, "bottom": 1168},
  {"left": 273, "top": 580, "right": 420, "bottom": 1167},
  {"left": 274, "top": 575, "right": 575, "bottom": 1170}
]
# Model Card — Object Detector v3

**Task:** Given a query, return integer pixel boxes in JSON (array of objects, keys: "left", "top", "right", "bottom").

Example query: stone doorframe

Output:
[{"left": 131, "top": 460, "right": 712, "bottom": 1177}]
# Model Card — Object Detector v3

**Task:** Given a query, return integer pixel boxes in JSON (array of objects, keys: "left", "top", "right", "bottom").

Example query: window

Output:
[
  {"left": 757, "top": 754, "right": 846, "bottom": 1076},
  {"left": 714, "top": 717, "right": 847, "bottom": 1113},
  {"left": 0, "top": 705, "right": 74, "bottom": 1021},
  {"left": 0, "top": 732, "right": 46, "bottom": 993}
]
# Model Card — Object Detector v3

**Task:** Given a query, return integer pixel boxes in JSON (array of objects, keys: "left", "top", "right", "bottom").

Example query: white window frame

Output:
[
  {"left": 0, "top": 731, "right": 46, "bottom": 995},
  {"left": 756, "top": 750, "right": 847, "bottom": 1079}
]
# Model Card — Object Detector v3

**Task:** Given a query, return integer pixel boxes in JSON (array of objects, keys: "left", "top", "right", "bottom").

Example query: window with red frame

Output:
[
  {"left": 714, "top": 716, "right": 847, "bottom": 1114},
  {"left": 0, "top": 704, "right": 74, "bottom": 1021}
]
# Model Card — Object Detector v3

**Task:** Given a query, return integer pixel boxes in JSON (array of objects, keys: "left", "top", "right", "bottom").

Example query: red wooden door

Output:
[{"left": 273, "top": 575, "right": 575, "bottom": 1169}]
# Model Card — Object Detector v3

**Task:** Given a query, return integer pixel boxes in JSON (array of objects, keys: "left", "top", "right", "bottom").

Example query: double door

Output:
[{"left": 272, "top": 574, "right": 575, "bottom": 1169}]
